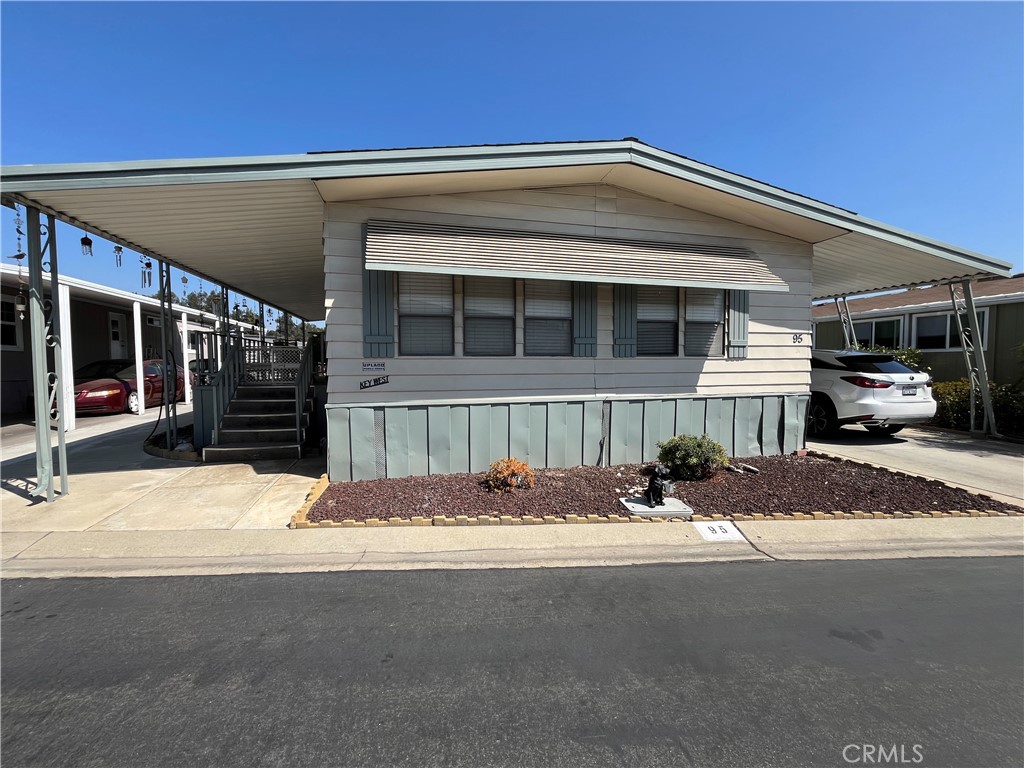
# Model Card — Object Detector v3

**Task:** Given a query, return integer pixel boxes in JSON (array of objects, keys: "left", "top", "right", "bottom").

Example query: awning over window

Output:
[{"left": 364, "top": 220, "right": 789, "bottom": 292}]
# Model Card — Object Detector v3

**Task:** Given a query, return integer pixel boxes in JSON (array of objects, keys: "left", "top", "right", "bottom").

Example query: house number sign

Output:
[{"left": 693, "top": 520, "right": 745, "bottom": 542}]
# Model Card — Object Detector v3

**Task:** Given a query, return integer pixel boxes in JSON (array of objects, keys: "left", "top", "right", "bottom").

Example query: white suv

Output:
[{"left": 808, "top": 350, "right": 936, "bottom": 437}]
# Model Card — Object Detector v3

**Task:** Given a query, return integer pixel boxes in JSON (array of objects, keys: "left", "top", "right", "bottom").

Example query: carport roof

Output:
[{"left": 1, "top": 138, "right": 1012, "bottom": 320}]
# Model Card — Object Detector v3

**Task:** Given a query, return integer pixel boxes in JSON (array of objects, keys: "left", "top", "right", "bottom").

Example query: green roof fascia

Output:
[{"left": 1, "top": 139, "right": 1011, "bottom": 278}]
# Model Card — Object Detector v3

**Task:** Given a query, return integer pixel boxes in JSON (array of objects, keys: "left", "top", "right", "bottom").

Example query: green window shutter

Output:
[
  {"left": 727, "top": 289, "right": 749, "bottom": 359},
  {"left": 613, "top": 284, "right": 637, "bottom": 358},
  {"left": 362, "top": 269, "right": 395, "bottom": 357},
  {"left": 572, "top": 282, "right": 597, "bottom": 357}
]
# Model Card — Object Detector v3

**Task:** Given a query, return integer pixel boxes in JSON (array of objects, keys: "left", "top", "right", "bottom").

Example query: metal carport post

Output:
[{"left": 25, "top": 205, "right": 69, "bottom": 501}]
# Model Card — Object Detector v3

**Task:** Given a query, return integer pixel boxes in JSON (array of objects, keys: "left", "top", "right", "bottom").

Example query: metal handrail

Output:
[
  {"left": 294, "top": 341, "right": 315, "bottom": 442},
  {"left": 210, "top": 338, "right": 245, "bottom": 445}
]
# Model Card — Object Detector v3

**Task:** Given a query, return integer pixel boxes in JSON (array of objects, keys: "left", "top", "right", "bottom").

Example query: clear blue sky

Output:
[{"left": 2, "top": 0, "right": 1022, "bottom": 306}]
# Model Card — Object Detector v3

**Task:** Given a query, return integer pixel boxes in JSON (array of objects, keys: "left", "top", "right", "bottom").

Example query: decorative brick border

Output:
[
  {"left": 289, "top": 508, "right": 1019, "bottom": 528},
  {"left": 288, "top": 454, "right": 1023, "bottom": 529},
  {"left": 289, "top": 474, "right": 330, "bottom": 528}
]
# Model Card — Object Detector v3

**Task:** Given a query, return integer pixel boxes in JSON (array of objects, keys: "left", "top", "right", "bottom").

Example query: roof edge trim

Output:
[{"left": 2, "top": 139, "right": 1011, "bottom": 280}]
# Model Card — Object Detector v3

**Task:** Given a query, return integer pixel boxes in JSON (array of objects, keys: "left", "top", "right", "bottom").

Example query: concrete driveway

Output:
[
  {"left": 807, "top": 426, "right": 1024, "bottom": 507},
  {"left": 1, "top": 406, "right": 324, "bottom": 537}
]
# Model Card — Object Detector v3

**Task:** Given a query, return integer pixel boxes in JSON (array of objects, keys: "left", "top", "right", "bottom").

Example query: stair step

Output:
[
  {"left": 203, "top": 442, "right": 303, "bottom": 462},
  {"left": 235, "top": 384, "right": 298, "bottom": 400},
  {"left": 228, "top": 398, "right": 299, "bottom": 414},
  {"left": 221, "top": 413, "right": 308, "bottom": 430},
  {"left": 219, "top": 427, "right": 304, "bottom": 444}
]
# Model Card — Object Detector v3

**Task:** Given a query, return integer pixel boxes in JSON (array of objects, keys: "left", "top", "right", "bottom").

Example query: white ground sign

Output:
[{"left": 693, "top": 520, "right": 745, "bottom": 542}]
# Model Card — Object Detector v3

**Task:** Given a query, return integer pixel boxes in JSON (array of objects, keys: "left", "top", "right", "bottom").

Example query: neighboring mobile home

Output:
[
  {"left": 0, "top": 264, "right": 255, "bottom": 416},
  {"left": 812, "top": 273, "right": 1024, "bottom": 383},
  {"left": 1, "top": 139, "right": 1012, "bottom": 480}
]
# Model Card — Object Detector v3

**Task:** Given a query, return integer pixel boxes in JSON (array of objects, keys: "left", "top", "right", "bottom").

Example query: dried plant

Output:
[{"left": 485, "top": 457, "right": 536, "bottom": 494}]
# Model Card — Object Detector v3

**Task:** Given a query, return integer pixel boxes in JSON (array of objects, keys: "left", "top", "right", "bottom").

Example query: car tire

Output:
[
  {"left": 807, "top": 394, "right": 839, "bottom": 438},
  {"left": 865, "top": 424, "right": 905, "bottom": 436},
  {"left": 126, "top": 391, "right": 140, "bottom": 414}
]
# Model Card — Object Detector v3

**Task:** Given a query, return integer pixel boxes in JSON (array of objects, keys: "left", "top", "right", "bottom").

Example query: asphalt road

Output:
[{"left": 2, "top": 559, "right": 1022, "bottom": 768}]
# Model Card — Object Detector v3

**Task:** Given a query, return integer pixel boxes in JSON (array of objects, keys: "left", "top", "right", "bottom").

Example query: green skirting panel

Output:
[{"left": 327, "top": 393, "right": 810, "bottom": 481}]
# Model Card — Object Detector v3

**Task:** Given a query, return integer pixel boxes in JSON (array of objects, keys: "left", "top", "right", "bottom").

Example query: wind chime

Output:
[
  {"left": 10, "top": 205, "right": 27, "bottom": 319},
  {"left": 80, "top": 232, "right": 93, "bottom": 257},
  {"left": 140, "top": 256, "right": 153, "bottom": 289},
  {"left": 113, "top": 245, "right": 123, "bottom": 268}
]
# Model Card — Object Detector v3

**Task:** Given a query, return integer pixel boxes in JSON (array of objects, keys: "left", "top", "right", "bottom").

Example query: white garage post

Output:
[
  {"left": 58, "top": 281, "right": 76, "bottom": 433},
  {"left": 214, "top": 318, "right": 222, "bottom": 368},
  {"left": 132, "top": 300, "right": 145, "bottom": 416},
  {"left": 181, "top": 309, "right": 191, "bottom": 404}
]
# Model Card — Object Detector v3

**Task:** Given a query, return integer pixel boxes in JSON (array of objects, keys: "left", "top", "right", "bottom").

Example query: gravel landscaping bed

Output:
[{"left": 307, "top": 455, "right": 1021, "bottom": 523}]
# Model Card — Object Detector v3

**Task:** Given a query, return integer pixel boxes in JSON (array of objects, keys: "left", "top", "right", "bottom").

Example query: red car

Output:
[{"left": 73, "top": 358, "right": 191, "bottom": 415}]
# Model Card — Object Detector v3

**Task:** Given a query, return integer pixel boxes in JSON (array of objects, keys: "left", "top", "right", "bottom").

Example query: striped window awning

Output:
[{"left": 364, "top": 219, "right": 789, "bottom": 292}]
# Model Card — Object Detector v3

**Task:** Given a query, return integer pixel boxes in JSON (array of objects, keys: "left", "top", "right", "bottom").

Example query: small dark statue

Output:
[{"left": 644, "top": 464, "right": 675, "bottom": 508}]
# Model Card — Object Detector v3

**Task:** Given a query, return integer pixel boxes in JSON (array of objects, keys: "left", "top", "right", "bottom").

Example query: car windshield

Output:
[
  {"left": 836, "top": 354, "right": 917, "bottom": 375},
  {"left": 74, "top": 360, "right": 129, "bottom": 379},
  {"left": 116, "top": 365, "right": 137, "bottom": 378}
]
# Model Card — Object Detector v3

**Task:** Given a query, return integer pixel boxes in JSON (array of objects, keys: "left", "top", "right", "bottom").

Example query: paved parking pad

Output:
[
  {"left": 808, "top": 426, "right": 1024, "bottom": 505},
  {"left": 1, "top": 413, "right": 323, "bottom": 533}
]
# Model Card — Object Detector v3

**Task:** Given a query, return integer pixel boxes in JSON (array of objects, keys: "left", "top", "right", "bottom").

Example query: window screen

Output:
[
  {"left": 873, "top": 319, "right": 901, "bottom": 349},
  {"left": 914, "top": 315, "right": 947, "bottom": 350},
  {"left": 949, "top": 312, "right": 986, "bottom": 350},
  {"left": 684, "top": 289, "right": 725, "bottom": 356},
  {"left": 637, "top": 286, "right": 678, "bottom": 356},
  {"left": 464, "top": 276, "right": 514, "bottom": 356},
  {"left": 399, "top": 273, "right": 454, "bottom": 355},
  {"left": 525, "top": 280, "right": 572, "bottom": 356}
]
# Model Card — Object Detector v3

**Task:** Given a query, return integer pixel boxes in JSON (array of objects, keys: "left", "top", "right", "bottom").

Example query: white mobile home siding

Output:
[{"left": 322, "top": 185, "right": 813, "bottom": 479}]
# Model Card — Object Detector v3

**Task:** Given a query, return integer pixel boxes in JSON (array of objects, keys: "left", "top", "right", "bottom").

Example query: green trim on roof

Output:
[{"left": 1, "top": 139, "right": 1012, "bottom": 279}]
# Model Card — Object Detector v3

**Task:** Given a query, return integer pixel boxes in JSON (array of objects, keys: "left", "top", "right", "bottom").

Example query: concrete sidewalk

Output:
[{"left": 3, "top": 518, "right": 1021, "bottom": 579}]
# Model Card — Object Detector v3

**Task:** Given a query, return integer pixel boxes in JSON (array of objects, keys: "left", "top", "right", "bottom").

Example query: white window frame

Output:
[
  {"left": 1, "top": 298, "right": 24, "bottom": 352},
  {"left": 396, "top": 273, "right": 455, "bottom": 357},
  {"left": 911, "top": 309, "right": 989, "bottom": 352},
  {"left": 524, "top": 279, "right": 573, "bottom": 357},
  {"left": 682, "top": 288, "right": 725, "bottom": 358},
  {"left": 852, "top": 315, "right": 903, "bottom": 349},
  {"left": 463, "top": 276, "right": 516, "bottom": 357},
  {"left": 636, "top": 286, "right": 680, "bottom": 357}
]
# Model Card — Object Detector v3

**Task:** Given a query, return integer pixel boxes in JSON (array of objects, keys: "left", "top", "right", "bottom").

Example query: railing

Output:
[
  {"left": 294, "top": 341, "right": 315, "bottom": 441},
  {"left": 210, "top": 339, "right": 245, "bottom": 446},
  {"left": 242, "top": 343, "right": 303, "bottom": 382}
]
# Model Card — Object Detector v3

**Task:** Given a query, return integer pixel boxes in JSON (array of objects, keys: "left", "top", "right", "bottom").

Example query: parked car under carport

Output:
[{"left": 73, "top": 358, "right": 191, "bottom": 415}]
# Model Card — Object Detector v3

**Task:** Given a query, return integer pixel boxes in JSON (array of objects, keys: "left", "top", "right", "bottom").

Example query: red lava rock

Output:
[{"left": 306, "top": 456, "right": 1021, "bottom": 523}]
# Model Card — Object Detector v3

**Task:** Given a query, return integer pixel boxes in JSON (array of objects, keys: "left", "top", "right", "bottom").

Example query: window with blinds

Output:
[
  {"left": 637, "top": 286, "right": 679, "bottom": 356},
  {"left": 685, "top": 288, "right": 725, "bottom": 356},
  {"left": 525, "top": 280, "right": 572, "bottom": 356},
  {"left": 464, "top": 276, "right": 515, "bottom": 356},
  {"left": 398, "top": 273, "right": 454, "bottom": 355}
]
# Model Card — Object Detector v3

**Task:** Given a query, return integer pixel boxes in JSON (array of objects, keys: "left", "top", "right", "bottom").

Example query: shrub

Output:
[
  {"left": 656, "top": 434, "right": 729, "bottom": 481},
  {"left": 485, "top": 457, "right": 535, "bottom": 494},
  {"left": 931, "top": 379, "right": 1024, "bottom": 436}
]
